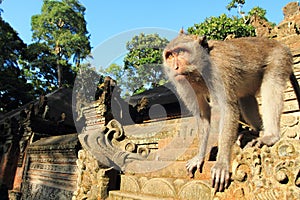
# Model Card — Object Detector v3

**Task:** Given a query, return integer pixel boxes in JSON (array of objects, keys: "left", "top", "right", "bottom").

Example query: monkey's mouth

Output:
[
  {"left": 174, "top": 72, "right": 189, "bottom": 79},
  {"left": 174, "top": 74, "right": 191, "bottom": 82}
]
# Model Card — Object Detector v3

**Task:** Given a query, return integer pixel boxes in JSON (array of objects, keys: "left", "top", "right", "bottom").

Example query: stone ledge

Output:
[{"left": 108, "top": 190, "right": 171, "bottom": 200}]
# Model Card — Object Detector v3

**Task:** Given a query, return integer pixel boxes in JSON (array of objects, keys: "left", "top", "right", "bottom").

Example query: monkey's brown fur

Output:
[{"left": 163, "top": 32, "right": 300, "bottom": 192}]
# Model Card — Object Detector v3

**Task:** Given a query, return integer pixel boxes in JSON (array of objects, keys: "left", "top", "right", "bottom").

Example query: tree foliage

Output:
[
  {"left": 105, "top": 63, "right": 124, "bottom": 83},
  {"left": 21, "top": 42, "right": 57, "bottom": 93},
  {"left": 103, "top": 33, "right": 169, "bottom": 98},
  {"left": 121, "top": 33, "right": 168, "bottom": 95},
  {"left": 74, "top": 63, "right": 102, "bottom": 102},
  {"left": 0, "top": 0, "right": 3, "bottom": 16},
  {"left": 189, "top": 0, "right": 278, "bottom": 41},
  {"left": 226, "top": 0, "right": 245, "bottom": 11},
  {"left": 248, "top": 6, "right": 275, "bottom": 27},
  {"left": 227, "top": 0, "right": 274, "bottom": 26},
  {"left": 0, "top": 17, "right": 35, "bottom": 113},
  {"left": 31, "top": 0, "right": 91, "bottom": 87},
  {"left": 187, "top": 14, "right": 255, "bottom": 40}
]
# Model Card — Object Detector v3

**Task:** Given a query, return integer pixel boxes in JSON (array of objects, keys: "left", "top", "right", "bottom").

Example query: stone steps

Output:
[
  {"left": 125, "top": 160, "right": 215, "bottom": 180},
  {"left": 108, "top": 174, "right": 212, "bottom": 200},
  {"left": 107, "top": 159, "right": 216, "bottom": 199}
]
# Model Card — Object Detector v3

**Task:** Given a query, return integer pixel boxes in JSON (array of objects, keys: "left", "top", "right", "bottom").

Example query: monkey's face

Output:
[
  {"left": 163, "top": 47, "right": 193, "bottom": 81},
  {"left": 163, "top": 33, "right": 208, "bottom": 82}
]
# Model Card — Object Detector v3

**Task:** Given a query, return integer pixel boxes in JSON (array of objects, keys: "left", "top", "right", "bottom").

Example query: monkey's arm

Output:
[
  {"left": 211, "top": 100, "right": 239, "bottom": 192},
  {"left": 186, "top": 95, "right": 211, "bottom": 177}
]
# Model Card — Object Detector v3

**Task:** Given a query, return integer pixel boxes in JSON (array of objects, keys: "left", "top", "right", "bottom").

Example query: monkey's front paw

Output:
[
  {"left": 211, "top": 162, "right": 230, "bottom": 192},
  {"left": 186, "top": 156, "right": 204, "bottom": 178}
]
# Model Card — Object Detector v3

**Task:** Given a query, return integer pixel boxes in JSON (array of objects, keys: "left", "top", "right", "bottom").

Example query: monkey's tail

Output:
[{"left": 290, "top": 72, "right": 300, "bottom": 109}]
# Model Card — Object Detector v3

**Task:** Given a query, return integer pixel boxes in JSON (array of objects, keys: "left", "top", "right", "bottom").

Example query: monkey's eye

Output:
[{"left": 165, "top": 51, "right": 174, "bottom": 60}]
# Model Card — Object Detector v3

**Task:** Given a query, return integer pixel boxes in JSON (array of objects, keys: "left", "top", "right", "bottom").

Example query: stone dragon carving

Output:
[{"left": 78, "top": 119, "right": 144, "bottom": 171}]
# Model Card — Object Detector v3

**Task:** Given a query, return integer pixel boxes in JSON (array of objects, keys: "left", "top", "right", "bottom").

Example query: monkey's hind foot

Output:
[
  {"left": 246, "top": 135, "right": 280, "bottom": 148},
  {"left": 236, "top": 130, "right": 259, "bottom": 148},
  {"left": 186, "top": 156, "right": 204, "bottom": 178}
]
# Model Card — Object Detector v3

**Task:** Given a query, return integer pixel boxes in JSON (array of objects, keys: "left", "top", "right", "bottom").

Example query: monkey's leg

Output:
[
  {"left": 239, "top": 96, "right": 262, "bottom": 132},
  {"left": 237, "top": 96, "right": 262, "bottom": 147},
  {"left": 186, "top": 96, "right": 211, "bottom": 178},
  {"left": 211, "top": 101, "right": 239, "bottom": 192},
  {"left": 258, "top": 73, "right": 287, "bottom": 146}
]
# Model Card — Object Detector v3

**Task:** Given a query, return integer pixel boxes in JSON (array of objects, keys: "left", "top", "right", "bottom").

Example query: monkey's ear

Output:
[
  {"left": 198, "top": 36, "right": 209, "bottom": 50},
  {"left": 179, "top": 28, "right": 185, "bottom": 35}
]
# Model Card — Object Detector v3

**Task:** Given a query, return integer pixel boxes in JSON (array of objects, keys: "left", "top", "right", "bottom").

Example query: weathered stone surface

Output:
[
  {"left": 283, "top": 2, "right": 300, "bottom": 18},
  {"left": 250, "top": 15, "right": 273, "bottom": 37},
  {"left": 1, "top": 88, "right": 77, "bottom": 199},
  {"left": 178, "top": 180, "right": 212, "bottom": 200},
  {"left": 78, "top": 119, "right": 145, "bottom": 172},
  {"left": 21, "top": 134, "right": 79, "bottom": 200},
  {"left": 112, "top": 175, "right": 212, "bottom": 200},
  {"left": 281, "top": 114, "right": 299, "bottom": 139},
  {"left": 141, "top": 178, "right": 176, "bottom": 197},
  {"left": 73, "top": 149, "right": 112, "bottom": 200}
]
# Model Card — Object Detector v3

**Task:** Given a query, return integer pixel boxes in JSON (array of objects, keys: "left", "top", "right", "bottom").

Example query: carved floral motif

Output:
[{"left": 216, "top": 138, "right": 300, "bottom": 200}]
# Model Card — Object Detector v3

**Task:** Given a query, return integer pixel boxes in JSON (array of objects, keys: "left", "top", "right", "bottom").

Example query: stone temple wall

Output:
[{"left": 21, "top": 134, "right": 80, "bottom": 200}]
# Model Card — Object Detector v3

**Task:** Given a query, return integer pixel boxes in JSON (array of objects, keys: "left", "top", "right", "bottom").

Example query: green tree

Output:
[
  {"left": 187, "top": 14, "right": 255, "bottom": 40},
  {"left": 21, "top": 42, "right": 57, "bottom": 93},
  {"left": 105, "top": 63, "right": 124, "bottom": 83},
  {"left": 31, "top": 0, "right": 91, "bottom": 87},
  {"left": 190, "top": 1, "right": 277, "bottom": 41},
  {"left": 0, "top": 17, "right": 35, "bottom": 113},
  {"left": 247, "top": 6, "right": 276, "bottom": 27},
  {"left": 122, "top": 33, "right": 169, "bottom": 95},
  {"left": 103, "top": 63, "right": 132, "bottom": 97},
  {"left": 227, "top": 0, "right": 275, "bottom": 26},
  {"left": 74, "top": 64, "right": 102, "bottom": 100},
  {"left": 248, "top": 6, "right": 267, "bottom": 21},
  {"left": 227, "top": 0, "right": 245, "bottom": 11}
]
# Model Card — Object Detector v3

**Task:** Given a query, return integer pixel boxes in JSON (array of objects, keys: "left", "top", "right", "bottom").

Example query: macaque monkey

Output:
[{"left": 163, "top": 30, "right": 300, "bottom": 192}]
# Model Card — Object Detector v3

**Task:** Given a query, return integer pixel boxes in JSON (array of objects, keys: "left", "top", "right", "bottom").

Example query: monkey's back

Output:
[
  {"left": 207, "top": 37, "right": 293, "bottom": 97},
  {"left": 209, "top": 37, "right": 291, "bottom": 68}
]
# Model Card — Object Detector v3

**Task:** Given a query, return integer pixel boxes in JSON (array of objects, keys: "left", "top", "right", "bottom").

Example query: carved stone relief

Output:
[
  {"left": 72, "top": 149, "right": 111, "bottom": 200},
  {"left": 78, "top": 119, "right": 144, "bottom": 171},
  {"left": 216, "top": 139, "right": 300, "bottom": 200}
]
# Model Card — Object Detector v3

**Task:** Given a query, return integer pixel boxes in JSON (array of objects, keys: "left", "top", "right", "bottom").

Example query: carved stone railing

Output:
[{"left": 217, "top": 139, "right": 300, "bottom": 199}]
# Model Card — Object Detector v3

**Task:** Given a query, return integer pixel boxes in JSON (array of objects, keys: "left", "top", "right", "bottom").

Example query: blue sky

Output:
[
  {"left": 1, "top": 1, "right": 293, "bottom": 46},
  {"left": 0, "top": 0, "right": 294, "bottom": 68}
]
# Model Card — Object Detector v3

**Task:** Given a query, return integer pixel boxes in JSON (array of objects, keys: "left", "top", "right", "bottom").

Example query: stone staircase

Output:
[
  {"left": 108, "top": 158, "right": 215, "bottom": 200},
  {"left": 106, "top": 114, "right": 216, "bottom": 199}
]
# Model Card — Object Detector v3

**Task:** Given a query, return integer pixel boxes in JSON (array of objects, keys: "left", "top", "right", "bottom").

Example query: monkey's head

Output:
[{"left": 163, "top": 31, "right": 209, "bottom": 81}]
